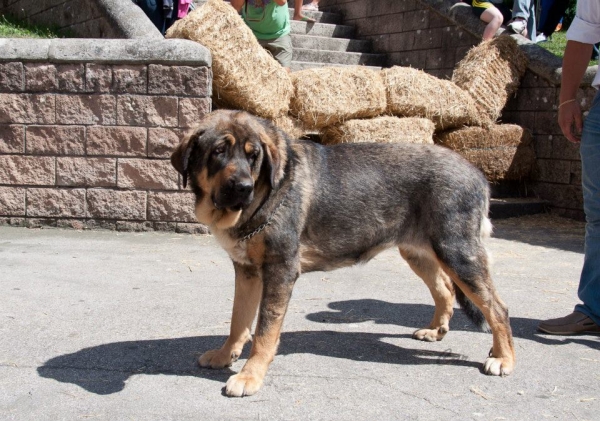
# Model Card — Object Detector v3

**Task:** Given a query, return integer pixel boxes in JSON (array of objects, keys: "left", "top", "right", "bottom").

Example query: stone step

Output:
[
  {"left": 289, "top": 8, "right": 342, "bottom": 25},
  {"left": 291, "top": 34, "right": 372, "bottom": 53},
  {"left": 489, "top": 198, "right": 551, "bottom": 219},
  {"left": 289, "top": 20, "right": 354, "bottom": 38},
  {"left": 290, "top": 61, "right": 382, "bottom": 72},
  {"left": 293, "top": 48, "right": 386, "bottom": 66}
]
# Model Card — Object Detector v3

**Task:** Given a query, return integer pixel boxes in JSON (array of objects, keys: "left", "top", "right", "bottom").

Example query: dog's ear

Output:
[
  {"left": 260, "top": 128, "right": 287, "bottom": 188},
  {"left": 171, "top": 130, "right": 202, "bottom": 189}
]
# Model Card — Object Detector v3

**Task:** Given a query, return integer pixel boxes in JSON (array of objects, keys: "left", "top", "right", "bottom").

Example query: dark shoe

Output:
[{"left": 538, "top": 311, "right": 600, "bottom": 335}]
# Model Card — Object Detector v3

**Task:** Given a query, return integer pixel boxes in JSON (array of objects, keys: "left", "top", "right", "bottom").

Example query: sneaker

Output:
[
  {"left": 538, "top": 311, "right": 600, "bottom": 335},
  {"left": 535, "top": 33, "right": 549, "bottom": 43},
  {"left": 507, "top": 18, "right": 527, "bottom": 36}
]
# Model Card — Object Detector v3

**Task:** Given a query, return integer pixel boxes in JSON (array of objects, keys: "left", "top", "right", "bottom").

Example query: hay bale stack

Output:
[
  {"left": 381, "top": 66, "right": 488, "bottom": 130},
  {"left": 290, "top": 66, "right": 387, "bottom": 130},
  {"left": 165, "top": 0, "right": 292, "bottom": 119},
  {"left": 452, "top": 35, "right": 528, "bottom": 123},
  {"left": 272, "top": 115, "right": 306, "bottom": 140},
  {"left": 320, "top": 116, "right": 435, "bottom": 145},
  {"left": 435, "top": 124, "right": 535, "bottom": 181}
]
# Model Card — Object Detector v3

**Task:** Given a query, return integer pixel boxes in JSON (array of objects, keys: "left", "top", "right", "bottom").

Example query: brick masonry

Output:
[
  {"left": 321, "top": 0, "right": 591, "bottom": 220},
  {"left": 0, "top": 38, "right": 212, "bottom": 233},
  {"left": 0, "top": 0, "right": 592, "bottom": 229}
]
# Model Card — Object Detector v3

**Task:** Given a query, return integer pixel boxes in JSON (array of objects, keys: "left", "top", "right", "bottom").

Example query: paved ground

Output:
[{"left": 1, "top": 214, "right": 599, "bottom": 420}]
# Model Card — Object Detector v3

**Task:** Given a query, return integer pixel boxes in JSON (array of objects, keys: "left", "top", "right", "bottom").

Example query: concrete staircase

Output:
[
  {"left": 194, "top": 1, "right": 387, "bottom": 71},
  {"left": 192, "top": 2, "right": 546, "bottom": 219},
  {"left": 287, "top": 7, "right": 386, "bottom": 71}
]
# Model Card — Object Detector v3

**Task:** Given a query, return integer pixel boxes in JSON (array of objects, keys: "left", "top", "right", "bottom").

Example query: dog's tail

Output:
[
  {"left": 455, "top": 288, "right": 489, "bottom": 332},
  {"left": 454, "top": 202, "right": 492, "bottom": 332}
]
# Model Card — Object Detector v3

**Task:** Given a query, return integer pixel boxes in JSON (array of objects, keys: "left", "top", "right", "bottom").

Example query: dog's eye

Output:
[
  {"left": 247, "top": 149, "right": 259, "bottom": 162},
  {"left": 213, "top": 145, "right": 226, "bottom": 156}
]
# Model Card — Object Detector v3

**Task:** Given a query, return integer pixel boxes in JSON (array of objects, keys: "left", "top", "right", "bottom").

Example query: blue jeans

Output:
[
  {"left": 575, "top": 91, "right": 600, "bottom": 325},
  {"left": 512, "top": 0, "right": 536, "bottom": 41}
]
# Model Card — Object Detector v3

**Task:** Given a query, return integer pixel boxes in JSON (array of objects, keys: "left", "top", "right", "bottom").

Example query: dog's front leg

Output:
[
  {"left": 225, "top": 260, "right": 298, "bottom": 397},
  {"left": 199, "top": 263, "right": 262, "bottom": 369}
]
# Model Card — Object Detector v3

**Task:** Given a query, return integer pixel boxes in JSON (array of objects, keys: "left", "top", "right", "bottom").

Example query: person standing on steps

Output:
[
  {"left": 538, "top": 0, "right": 600, "bottom": 336},
  {"left": 231, "top": 0, "right": 295, "bottom": 72}
]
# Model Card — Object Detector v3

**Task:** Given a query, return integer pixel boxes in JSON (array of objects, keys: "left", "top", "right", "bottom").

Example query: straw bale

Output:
[
  {"left": 452, "top": 35, "right": 528, "bottom": 123},
  {"left": 320, "top": 116, "right": 434, "bottom": 145},
  {"left": 290, "top": 66, "right": 387, "bottom": 130},
  {"left": 381, "top": 66, "right": 488, "bottom": 130},
  {"left": 272, "top": 115, "right": 306, "bottom": 140},
  {"left": 165, "top": 0, "right": 292, "bottom": 119},
  {"left": 210, "top": 94, "right": 305, "bottom": 139},
  {"left": 435, "top": 124, "right": 535, "bottom": 181}
]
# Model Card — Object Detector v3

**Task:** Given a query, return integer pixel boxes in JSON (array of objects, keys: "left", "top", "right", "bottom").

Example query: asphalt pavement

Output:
[{"left": 0, "top": 214, "right": 599, "bottom": 420}]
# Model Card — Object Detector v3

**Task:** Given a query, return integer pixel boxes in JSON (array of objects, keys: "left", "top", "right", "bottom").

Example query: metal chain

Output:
[{"left": 238, "top": 198, "right": 286, "bottom": 243}]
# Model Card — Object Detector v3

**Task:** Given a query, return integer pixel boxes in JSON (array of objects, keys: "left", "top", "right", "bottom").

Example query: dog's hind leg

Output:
[
  {"left": 435, "top": 241, "right": 515, "bottom": 376},
  {"left": 199, "top": 263, "right": 262, "bottom": 369},
  {"left": 400, "top": 247, "right": 455, "bottom": 342}
]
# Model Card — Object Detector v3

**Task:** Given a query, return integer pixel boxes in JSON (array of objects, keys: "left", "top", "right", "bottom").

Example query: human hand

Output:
[{"left": 558, "top": 100, "right": 583, "bottom": 144}]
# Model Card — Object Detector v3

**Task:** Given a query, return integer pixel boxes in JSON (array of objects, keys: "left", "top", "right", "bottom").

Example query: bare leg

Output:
[
  {"left": 480, "top": 7, "right": 503, "bottom": 41},
  {"left": 292, "top": 0, "right": 315, "bottom": 22}
]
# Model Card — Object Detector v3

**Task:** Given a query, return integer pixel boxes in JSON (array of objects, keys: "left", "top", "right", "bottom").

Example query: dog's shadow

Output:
[{"left": 37, "top": 301, "right": 599, "bottom": 395}]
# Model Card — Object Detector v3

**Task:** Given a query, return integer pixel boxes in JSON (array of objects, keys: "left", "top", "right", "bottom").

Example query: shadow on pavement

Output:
[
  {"left": 491, "top": 215, "right": 585, "bottom": 254},
  {"left": 307, "top": 299, "right": 600, "bottom": 349},
  {"left": 37, "top": 300, "right": 599, "bottom": 395}
]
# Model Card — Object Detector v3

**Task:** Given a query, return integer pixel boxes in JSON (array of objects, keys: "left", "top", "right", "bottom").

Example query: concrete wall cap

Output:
[
  {"left": 0, "top": 38, "right": 211, "bottom": 66},
  {"left": 98, "top": 0, "right": 164, "bottom": 40},
  {"left": 0, "top": 38, "right": 52, "bottom": 61}
]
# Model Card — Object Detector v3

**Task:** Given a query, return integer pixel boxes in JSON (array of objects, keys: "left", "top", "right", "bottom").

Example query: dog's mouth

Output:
[{"left": 213, "top": 197, "right": 251, "bottom": 213}]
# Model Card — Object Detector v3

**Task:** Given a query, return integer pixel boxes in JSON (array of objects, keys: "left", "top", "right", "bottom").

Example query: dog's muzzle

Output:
[{"left": 214, "top": 178, "right": 254, "bottom": 211}]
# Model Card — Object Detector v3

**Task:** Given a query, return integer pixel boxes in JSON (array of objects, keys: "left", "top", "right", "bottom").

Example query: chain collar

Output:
[{"left": 238, "top": 196, "right": 287, "bottom": 243}]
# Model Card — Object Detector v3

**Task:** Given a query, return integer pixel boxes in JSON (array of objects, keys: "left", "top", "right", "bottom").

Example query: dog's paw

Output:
[
  {"left": 412, "top": 327, "right": 447, "bottom": 342},
  {"left": 484, "top": 356, "right": 514, "bottom": 376},
  {"left": 225, "top": 372, "right": 263, "bottom": 397},
  {"left": 198, "top": 349, "right": 239, "bottom": 369}
]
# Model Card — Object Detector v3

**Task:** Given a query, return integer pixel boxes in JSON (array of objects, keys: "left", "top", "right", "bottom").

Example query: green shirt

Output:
[{"left": 242, "top": 0, "right": 290, "bottom": 40}]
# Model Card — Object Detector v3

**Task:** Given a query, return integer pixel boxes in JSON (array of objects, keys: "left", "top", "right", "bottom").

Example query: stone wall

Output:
[
  {"left": 320, "top": 0, "right": 596, "bottom": 220},
  {"left": 0, "top": 0, "right": 161, "bottom": 39},
  {"left": 0, "top": 38, "right": 213, "bottom": 232}
]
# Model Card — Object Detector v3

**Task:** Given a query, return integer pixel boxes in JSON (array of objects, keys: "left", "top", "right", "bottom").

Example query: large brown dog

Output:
[{"left": 171, "top": 110, "right": 515, "bottom": 397}]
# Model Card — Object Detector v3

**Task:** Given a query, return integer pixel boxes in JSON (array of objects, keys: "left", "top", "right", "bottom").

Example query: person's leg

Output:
[
  {"left": 526, "top": 0, "right": 536, "bottom": 41},
  {"left": 507, "top": 0, "right": 531, "bottom": 38},
  {"left": 480, "top": 6, "right": 504, "bottom": 41},
  {"left": 538, "top": 92, "right": 600, "bottom": 335},
  {"left": 258, "top": 35, "right": 293, "bottom": 72},
  {"left": 293, "top": 0, "right": 315, "bottom": 22},
  {"left": 575, "top": 92, "right": 600, "bottom": 326},
  {"left": 541, "top": 0, "right": 569, "bottom": 37}
]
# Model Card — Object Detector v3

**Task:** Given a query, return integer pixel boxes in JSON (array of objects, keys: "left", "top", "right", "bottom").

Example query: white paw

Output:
[
  {"left": 225, "top": 372, "right": 263, "bottom": 397},
  {"left": 484, "top": 357, "right": 514, "bottom": 376}
]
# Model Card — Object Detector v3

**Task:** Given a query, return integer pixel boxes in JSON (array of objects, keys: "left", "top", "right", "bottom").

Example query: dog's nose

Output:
[{"left": 234, "top": 180, "right": 253, "bottom": 197}]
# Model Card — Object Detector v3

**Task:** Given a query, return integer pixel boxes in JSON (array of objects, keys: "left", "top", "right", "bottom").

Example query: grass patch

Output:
[
  {"left": 0, "top": 14, "right": 67, "bottom": 38},
  {"left": 537, "top": 30, "right": 598, "bottom": 66}
]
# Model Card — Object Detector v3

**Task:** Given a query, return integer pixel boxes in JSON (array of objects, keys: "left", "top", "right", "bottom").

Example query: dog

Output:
[{"left": 171, "top": 110, "right": 515, "bottom": 397}]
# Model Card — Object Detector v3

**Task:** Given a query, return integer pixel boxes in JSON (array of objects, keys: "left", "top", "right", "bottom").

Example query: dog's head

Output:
[{"left": 171, "top": 110, "right": 288, "bottom": 229}]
